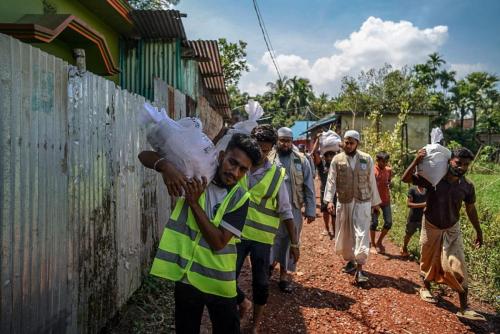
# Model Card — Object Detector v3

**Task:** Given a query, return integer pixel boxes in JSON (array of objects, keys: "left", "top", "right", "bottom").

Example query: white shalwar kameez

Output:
[{"left": 323, "top": 152, "right": 381, "bottom": 265}]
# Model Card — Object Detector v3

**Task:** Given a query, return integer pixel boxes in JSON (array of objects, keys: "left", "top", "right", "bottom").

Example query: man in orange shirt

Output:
[{"left": 370, "top": 151, "right": 392, "bottom": 254}]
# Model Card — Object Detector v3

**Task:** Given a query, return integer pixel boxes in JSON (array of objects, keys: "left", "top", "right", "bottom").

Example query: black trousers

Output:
[
  {"left": 235, "top": 239, "right": 271, "bottom": 305},
  {"left": 174, "top": 282, "right": 240, "bottom": 334}
]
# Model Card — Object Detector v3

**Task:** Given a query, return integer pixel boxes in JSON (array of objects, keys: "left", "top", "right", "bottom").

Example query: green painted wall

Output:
[
  {"left": 0, "top": 0, "right": 121, "bottom": 82},
  {"left": 120, "top": 40, "right": 181, "bottom": 100}
]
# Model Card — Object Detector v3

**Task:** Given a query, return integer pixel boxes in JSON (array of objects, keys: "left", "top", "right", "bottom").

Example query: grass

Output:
[
  {"left": 388, "top": 170, "right": 500, "bottom": 312},
  {"left": 107, "top": 275, "right": 175, "bottom": 333}
]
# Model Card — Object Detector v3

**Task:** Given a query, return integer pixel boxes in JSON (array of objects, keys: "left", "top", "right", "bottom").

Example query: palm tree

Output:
[
  {"left": 286, "top": 76, "right": 314, "bottom": 117},
  {"left": 266, "top": 76, "right": 290, "bottom": 109},
  {"left": 310, "top": 92, "right": 331, "bottom": 117}
]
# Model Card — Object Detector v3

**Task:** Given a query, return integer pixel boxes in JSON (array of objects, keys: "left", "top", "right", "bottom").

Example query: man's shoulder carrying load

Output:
[{"left": 140, "top": 102, "right": 217, "bottom": 182}]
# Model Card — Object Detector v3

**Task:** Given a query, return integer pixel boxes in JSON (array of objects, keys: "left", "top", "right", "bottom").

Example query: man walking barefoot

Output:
[
  {"left": 268, "top": 127, "right": 316, "bottom": 292},
  {"left": 236, "top": 125, "right": 299, "bottom": 333},
  {"left": 402, "top": 147, "right": 485, "bottom": 321}
]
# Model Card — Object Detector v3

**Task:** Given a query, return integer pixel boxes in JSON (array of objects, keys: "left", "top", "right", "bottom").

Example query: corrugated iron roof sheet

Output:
[
  {"left": 131, "top": 10, "right": 187, "bottom": 40},
  {"left": 187, "top": 40, "right": 230, "bottom": 117}
]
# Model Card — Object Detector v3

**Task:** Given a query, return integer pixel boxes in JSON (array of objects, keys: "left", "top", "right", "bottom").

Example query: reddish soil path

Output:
[{"left": 231, "top": 196, "right": 499, "bottom": 334}]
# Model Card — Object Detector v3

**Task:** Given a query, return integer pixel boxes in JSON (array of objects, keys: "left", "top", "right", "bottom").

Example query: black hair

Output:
[
  {"left": 251, "top": 124, "right": 278, "bottom": 145},
  {"left": 376, "top": 151, "right": 390, "bottom": 161},
  {"left": 451, "top": 147, "right": 475, "bottom": 161},
  {"left": 226, "top": 133, "right": 262, "bottom": 166}
]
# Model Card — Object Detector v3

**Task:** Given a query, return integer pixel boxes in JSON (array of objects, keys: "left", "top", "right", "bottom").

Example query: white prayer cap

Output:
[
  {"left": 344, "top": 130, "right": 360, "bottom": 142},
  {"left": 277, "top": 127, "right": 293, "bottom": 138}
]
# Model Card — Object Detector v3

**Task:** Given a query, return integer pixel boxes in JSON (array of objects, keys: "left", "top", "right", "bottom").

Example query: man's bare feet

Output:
[
  {"left": 239, "top": 298, "right": 252, "bottom": 319},
  {"left": 375, "top": 243, "right": 386, "bottom": 254},
  {"left": 400, "top": 247, "right": 410, "bottom": 257}
]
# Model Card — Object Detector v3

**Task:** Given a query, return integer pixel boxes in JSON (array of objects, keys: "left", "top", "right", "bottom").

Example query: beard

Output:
[
  {"left": 448, "top": 165, "right": 466, "bottom": 177},
  {"left": 278, "top": 147, "right": 292, "bottom": 155}
]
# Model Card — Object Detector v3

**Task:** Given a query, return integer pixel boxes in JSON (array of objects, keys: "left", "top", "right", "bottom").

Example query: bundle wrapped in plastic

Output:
[
  {"left": 417, "top": 127, "right": 451, "bottom": 186},
  {"left": 215, "top": 99, "right": 264, "bottom": 152},
  {"left": 319, "top": 130, "right": 342, "bottom": 155},
  {"left": 140, "top": 103, "right": 218, "bottom": 182}
]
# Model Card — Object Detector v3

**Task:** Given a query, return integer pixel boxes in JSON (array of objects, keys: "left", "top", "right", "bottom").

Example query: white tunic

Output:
[{"left": 323, "top": 152, "right": 381, "bottom": 265}]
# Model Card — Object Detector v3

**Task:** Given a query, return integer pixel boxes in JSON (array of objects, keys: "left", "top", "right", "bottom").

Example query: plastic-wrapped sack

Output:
[
  {"left": 215, "top": 99, "right": 264, "bottom": 152},
  {"left": 417, "top": 127, "right": 451, "bottom": 186},
  {"left": 319, "top": 130, "right": 341, "bottom": 155},
  {"left": 140, "top": 103, "right": 218, "bottom": 182}
]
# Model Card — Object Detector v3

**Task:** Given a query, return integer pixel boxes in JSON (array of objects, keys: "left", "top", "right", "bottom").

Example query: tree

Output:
[
  {"left": 217, "top": 38, "right": 249, "bottom": 88},
  {"left": 286, "top": 76, "right": 314, "bottom": 117},
  {"left": 128, "top": 0, "right": 179, "bottom": 9},
  {"left": 450, "top": 79, "right": 471, "bottom": 129},
  {"left": 266, "top": 76, "right": 290, "bottom": 109},
  {"left": 338, "top": 76, "right": 366, "bottom": 128},
  {"left": 412, "top": 53, "right": 456, "bottom": 127},
  {"left": 309, "top": 92, "right": 332, "bottom": 118},
  {"left": 477, "top": 96, "right": 500, "bottom": 145},
  {"left": 465, "top": 72, "right": 499, "bottom": 132}
]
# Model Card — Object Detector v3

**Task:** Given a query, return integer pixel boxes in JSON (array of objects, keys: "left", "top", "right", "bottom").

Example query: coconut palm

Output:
[{"left": 286, "top": 76, "right": 314, "bottom": 117}]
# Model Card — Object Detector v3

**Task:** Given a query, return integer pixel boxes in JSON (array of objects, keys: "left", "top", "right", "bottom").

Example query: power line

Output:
[
  {"left": 253, "top": 0, "right": 282, "bottom": 76},
  {"left": 252, "top": 0, "right": 282, "bottom": 81}
]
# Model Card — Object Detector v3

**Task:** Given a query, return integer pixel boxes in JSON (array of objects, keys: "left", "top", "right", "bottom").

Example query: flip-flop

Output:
[
  {"left": 456, "top": 309, "right": 486, "bottom": 321},
  {"left": 278, "top": 280, "right": 292, "bottom": 293},
  {"left": 419, "top": 288, "right": 437, "bottom": 304}
]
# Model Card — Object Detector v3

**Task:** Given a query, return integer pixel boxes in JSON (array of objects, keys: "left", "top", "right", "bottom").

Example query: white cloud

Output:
[
  {"left": 449, "top": 63, "right": 486, "bottom": 79},
  {"left": 254, "top": 16, "right": 448, "bottom": 95}
]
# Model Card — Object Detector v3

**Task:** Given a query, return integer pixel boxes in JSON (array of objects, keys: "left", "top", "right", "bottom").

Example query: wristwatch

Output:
[{"left": 290, "top": 243, "right": 300, "bottom": 248}]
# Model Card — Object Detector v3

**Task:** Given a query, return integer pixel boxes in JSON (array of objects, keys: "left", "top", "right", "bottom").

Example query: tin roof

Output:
[
  {"left": 131, "top": 10, "right": 187, "bottom": 40},
  {"left": 187, "top": 40, "right": 230, "bottom": 117}
]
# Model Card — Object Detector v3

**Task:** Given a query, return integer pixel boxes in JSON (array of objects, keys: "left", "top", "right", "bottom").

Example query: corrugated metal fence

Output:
[{"left": 0, "top": 33, "right": 172, "bottom": 333}]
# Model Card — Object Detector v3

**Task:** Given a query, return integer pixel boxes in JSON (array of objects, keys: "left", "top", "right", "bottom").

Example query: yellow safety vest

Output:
[
  {"left": 150, "top": 184, "right": 249, "bottom": 298},
  {"left": 239, "top": 164, "right": 286, "bottom": 245}
]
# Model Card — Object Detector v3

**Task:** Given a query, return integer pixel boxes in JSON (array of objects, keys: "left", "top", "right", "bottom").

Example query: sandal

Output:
[
  {"left": 419, "top": 288, "right": 437, "bottom": 304},
  {"left": 278, "top": 280, "right": 292, "bottom": 293},
  {"left": 456, "top": 309, "right": 486, "bottom": 321}
]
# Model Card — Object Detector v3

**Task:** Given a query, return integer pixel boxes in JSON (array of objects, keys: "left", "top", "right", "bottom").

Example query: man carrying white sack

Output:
[
  {"left": 268, "top": 127, "right": 316, "bottom": 293},
  {"left": 139, "top": 134, "right": 262, "bottom": 333},
  {"left": 324, "top": 130, "right": 381, "bottom": 283},
  {"left": 402, "top": 147, "right": 485, "bottom": 321}
]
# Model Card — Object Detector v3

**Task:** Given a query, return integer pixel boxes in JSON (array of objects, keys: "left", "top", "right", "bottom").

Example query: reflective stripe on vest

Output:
[
  {"left": 241, "top": 165, "right": 285, "bottom": 244},
  {"left": 150, "top": 184, "right": 248, "bottom": 297}
]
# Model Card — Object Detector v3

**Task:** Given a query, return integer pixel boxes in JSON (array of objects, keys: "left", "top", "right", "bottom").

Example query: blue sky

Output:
[{"left": 174, "top": 0, "right": 500, "bottom": 96}]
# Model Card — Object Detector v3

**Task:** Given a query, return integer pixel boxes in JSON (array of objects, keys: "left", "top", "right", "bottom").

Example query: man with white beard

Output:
[{"left": 324, "top": 130, "right": 381, "bottom": 283}]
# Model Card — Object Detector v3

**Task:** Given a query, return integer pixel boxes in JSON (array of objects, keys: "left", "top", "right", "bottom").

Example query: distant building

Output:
[
  {"left": 301, "top": 110, "right": 438, "bottom": 150},
  {"left": 445, "top": 118, "right": 474, "bottom": 130}
]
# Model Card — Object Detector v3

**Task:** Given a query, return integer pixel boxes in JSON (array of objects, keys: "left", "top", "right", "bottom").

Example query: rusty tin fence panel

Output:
[{"left": 0, "top": 33, "right": 171, "bottom": 333}]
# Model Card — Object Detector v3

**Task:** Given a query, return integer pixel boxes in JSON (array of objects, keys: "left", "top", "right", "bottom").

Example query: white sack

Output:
[
  {"left": 418, "top": 143, "right": 451, "bottom": 186},
  {"left": 319, "top": 130, "right": 341, "bottom": 154},
  {"left": 430, "top": 127, "right": 444, "bottom": 144},
  {"left": 215, "top": 99, "right": 264, "bottom": 152},
  {"left": 140, "top": 103, "right": 217, "bottom": 182}
]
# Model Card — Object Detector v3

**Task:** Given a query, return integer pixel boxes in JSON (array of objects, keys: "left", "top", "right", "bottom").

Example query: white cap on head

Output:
[
  {"left": 344, "top": 130, "right": 360, "bottom": 142},
  {"left": 277, "top": 127, "right": 293, "bottom": 138}
]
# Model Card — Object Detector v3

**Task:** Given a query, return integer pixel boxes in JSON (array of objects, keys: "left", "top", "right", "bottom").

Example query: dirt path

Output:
[
  {"left": 109, "top": 185, "right": 499, "bottom": 334},
  {"left": 232, "top": 214, "right": 499, "bottom": 334}
]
